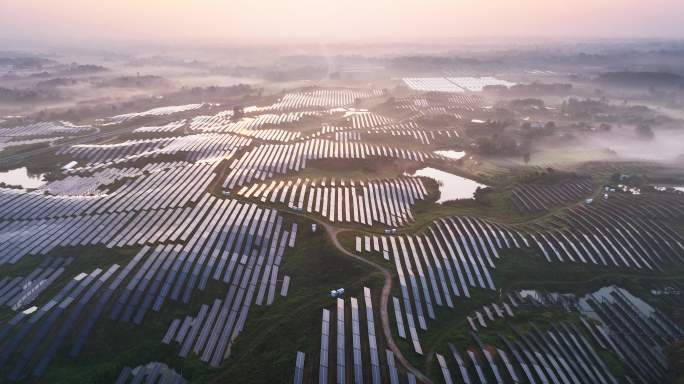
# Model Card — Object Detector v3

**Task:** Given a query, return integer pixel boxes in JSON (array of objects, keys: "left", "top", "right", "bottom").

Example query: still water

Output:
[
  {"left": 434, "top": 150, "right": 466, "bottom": 160},
  {"left": 0, "top": 167, "right": 46, "bottom": 189},
  {"left": 409, "top": 167, "right": 486, "bottom": 203}
]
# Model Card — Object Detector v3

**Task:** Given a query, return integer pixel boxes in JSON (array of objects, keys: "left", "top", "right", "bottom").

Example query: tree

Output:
[
  {"left": 635, "top": 124, "right": 655, "bottom": 139},
  {"left": 232, "top": 106, "right": 245, "bottom": 121}
]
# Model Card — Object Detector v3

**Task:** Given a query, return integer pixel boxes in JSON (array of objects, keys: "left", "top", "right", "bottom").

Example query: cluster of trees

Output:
[
  {"left": 635, "top": 124, "right": 655, "bottom": 139},
  {"left": 597, "top": 71, "right": 684, "bottom": 88},
  {"left": 560, "top": 98, "right": 610, "bottom": 119},
  {"left": 64, "top": 64, "right": 107, "bottom": 74},
  {"left": 473, "top": 133, "right": 519, "bottom": 156},
  {"left": 0, "top": 56, "right": 55, "bottom": 69},
  {"left": 519, "top": 121, "right": 558, "bottom": 141},
  {"left": 96, "top": 75, "right": 169, "bottom": 88},
  {"left": 0, "top": 182, "right": 22, "bottom": 190},
  {"left": 174, "top": 84, "right": 255, "bottom": 99},
  {"left": 485, "top": 82, "right": 572, "bottom": 96},
  {"left": 508, "top": 98, "right": 545, "bottom": 110},
  {"left": 36, "top": 78, "right": 80, "bottom": 89},
  {"left": 0, "top": 87, "right": 60, "bottom": 103}
]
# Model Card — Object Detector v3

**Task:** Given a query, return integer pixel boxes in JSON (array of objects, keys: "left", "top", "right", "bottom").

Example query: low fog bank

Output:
[{"left": 579, "top": 127, "right": 684, "bottom": 162}]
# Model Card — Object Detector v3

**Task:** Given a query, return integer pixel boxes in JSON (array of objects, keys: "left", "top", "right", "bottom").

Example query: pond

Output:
[
  {"left": 409, "top": 167, "right": 486, "bottom": 203},
  {"left": 577, "top": 286, "right": 655, "bottom": 321},
  {"left": 434, "top": 150, "right": 466, "bottom": 160},
  {"left": 0, "top": 167, "right": 46, "bottom": 189}
]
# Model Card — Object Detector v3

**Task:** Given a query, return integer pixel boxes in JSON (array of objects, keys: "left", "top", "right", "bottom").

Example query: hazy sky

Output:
[{"left": 1, "top": 0, "right": 683, "bottom": 43}]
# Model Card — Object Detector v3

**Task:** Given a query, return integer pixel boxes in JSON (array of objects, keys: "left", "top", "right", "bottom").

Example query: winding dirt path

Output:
[
  {"left": 224, "top": 196, "right": 434, "bottom": 382},
  {"left": 318, "top": 221, "right": 433, "bottom": 384}
]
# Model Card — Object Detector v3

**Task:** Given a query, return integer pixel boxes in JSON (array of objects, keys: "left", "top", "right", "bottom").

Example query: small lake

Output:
[
  {"left": 409, "top": 167, "right": 486, "bottom": 203},
  {"left": 578, "top": 286, "right": 654, "bottom": 321},
  {"left": 434, "top": 150, "right": 466, "bottom": 160},
  {"left": 0, "top": 167, "right": 46, "bottom": 189}
]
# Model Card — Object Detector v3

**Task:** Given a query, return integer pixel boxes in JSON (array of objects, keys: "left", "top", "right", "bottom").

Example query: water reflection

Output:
[
  {"left": 0, "top": 167, "right": 46, "bottom": 189},
  {"left": 434, "top": 150, "right": 466, "bottom": 160},
  {"left": 578, "top": 286, "right": 655, "bottom": 321},
  {"left": 409, "top": 167, "right": 486, "bottom": 203}
]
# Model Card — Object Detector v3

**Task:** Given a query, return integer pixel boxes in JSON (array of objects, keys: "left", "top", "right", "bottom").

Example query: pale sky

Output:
[{"left": 1, "top": 0, "right": 683, "bottom": 43}]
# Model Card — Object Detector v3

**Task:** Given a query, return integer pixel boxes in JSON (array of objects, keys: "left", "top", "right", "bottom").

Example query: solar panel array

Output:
[
  {"left": 581, "top": 287, "right": 683, "bottom": 382},
  {"left": 2, "top": 162, "right": 217, "bottom": 219},
  {"left": 357, "top": 200, "right": 684, "bottom": 352},
  {"left": 0, "top": 84, "right": 480, "bottom": 381},
  {"left": 0, "top": 166, "right": 226, "bottom": 265},
  {"left": 295, "top": 287, "right": 420, "bottom": 384},
  {"left": 159, "top": 212, "right": 296, "bottom": 366},
  {"left": 353, "top": 189, "right": 684, "bottom": 363},
  {"left": 191, "top": 111, "right": 323, "bottom": 142},
  {"left": 334, "top": 131, "right": 361, "bottom": 142},
  {"left": 57, "top": 133, "right": 251, "bottom": 166},
  {"left": 114, "top": 361, "right": 186, "bottom": 384},
  {"left": 519, "top": 194, "right": 684, "bottom": 270},
  {"left": 439, "top": 323, "right": 620, "bottom": 384},
  {"left": 238, "top": 176, "right": 428, "bottom": 227},
  {"left": 403, "top": 77, "right": 515, "bottom": 93},
  {"left": 109, "top": 103, "right": 205, "bottom": 122},
  {"left": 0, "top": 257, "right": 72, "bottom": 311},
  {"left": 464, "top": 294, "right": 517, "bottom": 332},
  {"left": 133, "top": 119, "right": 186, "bottom": 133},
  {"left": 395, "top": 94, "right": 484, "bottom": 113},
  {"left": 0, "top": 264, "right": 121, "bottom": 380},
  {"left": 0, "top": 121, "right": 92, "bottom": 138},
  {"left": 0, "top": 196, "right": 300, "bottom": 380},
  {"left": 354, "top": 217, "right": 532, "bottom": 353},
  {"left": 511, "top": 178, "right": 594, "bottom": 212},
  {"left": 222, "top": 138, "right": 437, "bottom": 189},
  {"left": 364, "top": 123, "right": 460, "bottom": 145},
  {"left": 0, "top": 136, "right": 64, "bottom": 151},
  {"left": 436, "top": 286, "right": 683, "bottom": 384},
  {"left": 293, "top": 351, "right": 305, "bottom": 384},
  {"left": 403, "top": 78, "right": 465, "bottom": 93},
  {"left": 249, "top": 88, "right": 384, "bottom": 113},
  {"left": 446, "top": 76, "right": 516, "bottom": 92},
  {"left": 41, "top": 161, "right": 191, "bottom": 195},
  {"left": 346, "top": 112, "right": 393, "bottom": 129}
]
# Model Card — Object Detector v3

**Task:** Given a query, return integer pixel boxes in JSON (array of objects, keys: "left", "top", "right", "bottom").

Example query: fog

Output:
[{"left": 578, "top": 128, "right": 684, "bottom": 163}]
